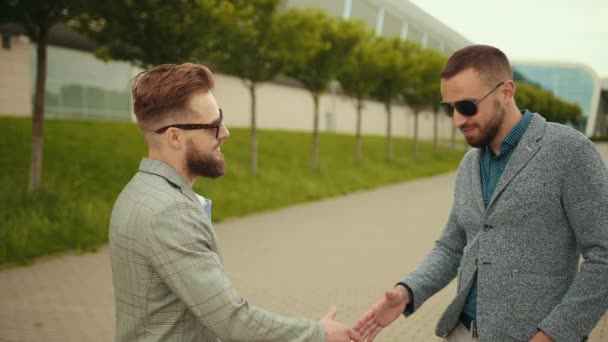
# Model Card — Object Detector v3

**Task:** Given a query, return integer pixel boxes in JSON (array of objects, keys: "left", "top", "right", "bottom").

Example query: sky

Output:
[{"left": 408, "top": 0, "right": 608, "bottom": 78}]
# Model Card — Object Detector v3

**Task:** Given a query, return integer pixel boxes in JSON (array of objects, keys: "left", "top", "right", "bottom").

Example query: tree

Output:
[
  {"left": 72, "top": 0, "right": 235, "bottom": 67},
  {"left": 515, "top": 83, "right": 582, "bottom": 125},
  {"left": 401, "top": 49, "right": 443, "bottom": 160},
  {"left": 285, "top": 12, "right": 364, "bottom": 168},
  {"left": 209, "top": 0, "right": 318, "bottom": 175},
  {"left": 402, "top": 85, "right": 424, "bottom": 160},
  {"left": 336, "top": 30, "right": 384, "bottom": 163},
  {"left": 1, "top": 0, "right": 82, "bottom": 192},
  {"left": 371, "top": 38, "right": 419, "bottom": 162},
  {"left": 423, "top": 50, "right": 447, "bottom": 155},
  {"left": 450, "top": 124, "right": 458, "bottom": 154},
  {"left": 514, "top": 82, "right": 536, "bottom": 112}
]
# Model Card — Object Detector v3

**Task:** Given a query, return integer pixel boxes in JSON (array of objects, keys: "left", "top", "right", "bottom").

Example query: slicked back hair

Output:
[{"left": 132, "top": 63, "right": 214, "bottom": 128}]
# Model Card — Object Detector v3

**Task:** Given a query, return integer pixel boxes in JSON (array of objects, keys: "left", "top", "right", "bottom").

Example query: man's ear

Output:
[
  {"left": 502, "top": 80, "right": 516, "bottom": 100},
  {"left": 166, "top": 128, "right": 183, "bottom": 150}
]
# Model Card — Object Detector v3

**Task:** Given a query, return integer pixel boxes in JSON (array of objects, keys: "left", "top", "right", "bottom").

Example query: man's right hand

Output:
[
  {"left": 321, "top": 306, "right": 361, "bottom": 342},
  {"left": 352, "top": 285, "right": 409, "bottom": 341}
]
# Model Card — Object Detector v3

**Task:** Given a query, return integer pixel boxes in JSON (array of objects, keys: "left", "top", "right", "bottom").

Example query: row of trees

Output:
[
  {"left": 2, "top": 0, "right": 583, "bottom": 190},
  {"left": 515, "top": 83, "right": 582, "bottom": 125}
]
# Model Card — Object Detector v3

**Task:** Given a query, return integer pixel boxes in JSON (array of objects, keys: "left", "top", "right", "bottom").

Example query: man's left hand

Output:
[{"left": 529, "top": 330, "right": 555, "bottom": 342}]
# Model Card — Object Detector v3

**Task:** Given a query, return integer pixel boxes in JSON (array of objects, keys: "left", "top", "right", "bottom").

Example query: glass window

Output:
[
  {"left": 31, "top": 45, "right": 140, "bottom": 121},
  {"left": 513, "top": 65, "right": 594, "bottom": 118}
]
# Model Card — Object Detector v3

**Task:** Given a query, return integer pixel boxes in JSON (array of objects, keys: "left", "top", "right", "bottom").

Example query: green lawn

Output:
[{"left": 1, "top": 117, "right": 464, "bottom": 265}]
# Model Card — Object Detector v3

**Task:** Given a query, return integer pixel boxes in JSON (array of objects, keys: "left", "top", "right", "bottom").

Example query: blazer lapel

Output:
[
  {"left": 469, "top": 149, "right": 486, "bottom": 213},
  {"left": 487, "top": 113, "right": 547, "bottom": 209}
]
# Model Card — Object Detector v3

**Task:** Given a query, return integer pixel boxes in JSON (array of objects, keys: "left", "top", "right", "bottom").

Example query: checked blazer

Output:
[{"left": 109, "top": 158, "right": 324, "bottom": 341}]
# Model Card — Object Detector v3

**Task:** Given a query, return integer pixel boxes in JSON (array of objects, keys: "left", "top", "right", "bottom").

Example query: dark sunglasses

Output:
[
  {"left": 154, "top": 109, "right": 223, "bottom": 138},
  {"left": 440, "top": 82, "right": 504, "bottom": 117}
]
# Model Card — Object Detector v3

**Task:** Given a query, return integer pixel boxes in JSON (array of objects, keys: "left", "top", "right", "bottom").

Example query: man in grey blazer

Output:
[
  {"left": 109, "top": 63, "right": 360, "bottom": 342},
  {"left": 355, "top": 45, "right": 608, "bottom": 341}
]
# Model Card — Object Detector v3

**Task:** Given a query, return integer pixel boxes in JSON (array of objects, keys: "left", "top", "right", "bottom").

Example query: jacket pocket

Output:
[{"left": 507, "top": 270, "right": 571, "bottom": 341}]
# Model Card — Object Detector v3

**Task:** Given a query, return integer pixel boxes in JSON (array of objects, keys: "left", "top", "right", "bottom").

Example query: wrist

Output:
[
  {"left": 535, "top": 329, "right": 555, "bottom": 342},
  {"left": 395, "top": 283, "right": 410, "bottom": 303},
  {"left": 395, "top": 282, "right": 415, "bottom": 315}
]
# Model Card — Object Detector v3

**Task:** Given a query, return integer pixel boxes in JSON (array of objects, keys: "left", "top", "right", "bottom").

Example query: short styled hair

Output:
[
  {"left": 441, "top": 45, "right": 513, "bottom": 85},
  {"left": 131, "top": 63, "right": 214, "bottom": 127}
]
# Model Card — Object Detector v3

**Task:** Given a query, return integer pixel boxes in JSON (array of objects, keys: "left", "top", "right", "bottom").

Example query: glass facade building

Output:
[
  {"left": 513, "top": 62, "right": 603, "bottom": 136},
  {"left": 284, "top": 0, "right": 471, "bottom": 56}
]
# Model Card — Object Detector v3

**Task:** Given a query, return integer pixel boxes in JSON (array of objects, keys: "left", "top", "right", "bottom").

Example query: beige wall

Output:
[
  {"left": 212, "top": 73, "right": 456, "bottom": 139},
  {"left": 596, "top": 142, "right": 608, "bottom": 161},
  {"left": 0, "top": 35, "right": 31, "bottom": 116},
  {"left": 0, "top": 41, "right": 456, "bottom": 140}
]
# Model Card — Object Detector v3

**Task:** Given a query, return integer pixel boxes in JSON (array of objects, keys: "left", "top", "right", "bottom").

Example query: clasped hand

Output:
[{"left": 352, "top": 285, "right": 409, "bottom": 341}]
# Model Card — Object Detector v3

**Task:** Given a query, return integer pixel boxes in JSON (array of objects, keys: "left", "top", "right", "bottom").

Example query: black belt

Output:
[
  {"left": 459, "top": 314, "right": 478, "bottom": 338},
  {"left": 459, "top": 314, "right": 474, "bottom": 330}
]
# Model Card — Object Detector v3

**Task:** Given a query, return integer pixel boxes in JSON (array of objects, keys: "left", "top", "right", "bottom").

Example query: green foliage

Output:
[
  {"left": 285, "top": 12, "right": 363, "bottom": 95},
  {"left": 71, "top": 0, "right": 237, "bottom": 67},
  {"left": 0, "top": 0, "right": 81, "bottom": 41},
  {"left": 282, "top": 11, "right": 367, "bottom": 167},
  {"left": 335, "top": 29, "right": 387, "bottom": 161},
  {"left": 402, "top": 48, "right": 446, "bottom": 111},
  {"left": 208, "top": 0, "right": 302, "bottom": 84},
  {"left": 336, "top": 27, "right": 384, "bottom": 102},
  {"left": 204, "top": 0, "right": 326, "bottom": 174},
  {"left": 0, "top": 117, "right": 463, "bottom": 265},
  {"left": 372, "top": 37, "right": 420, "bottom": 106},
  {"left": 515, "top": 83, "right": 582, "bottom": 125}
]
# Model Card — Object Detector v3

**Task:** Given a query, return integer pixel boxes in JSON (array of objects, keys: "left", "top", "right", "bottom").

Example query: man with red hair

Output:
[{"left": 109, "top": 63, "right": 360, "bottom": 342}]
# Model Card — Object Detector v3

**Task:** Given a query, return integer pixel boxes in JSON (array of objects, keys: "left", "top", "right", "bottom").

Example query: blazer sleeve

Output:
[
  {"left": 147, "top": 205, "right": 325, "bottom": 342},
  {"left": 538, "top": 137, "right": 608, "bottom": 341},
  {"left": 399, "top": 158, "right": 470, "bottom": 313},
  {"left": 399, "top": 205, "right": 467, "bottom": 313}
]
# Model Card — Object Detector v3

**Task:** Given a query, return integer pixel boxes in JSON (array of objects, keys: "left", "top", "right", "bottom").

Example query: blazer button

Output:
[{"left": 482, "top": 224, "right": 490, "bottom": 232}]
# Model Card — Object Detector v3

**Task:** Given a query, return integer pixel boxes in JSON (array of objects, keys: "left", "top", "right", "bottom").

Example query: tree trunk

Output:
[
  {"left": 355, "top": 98, "right": 363, "bottom": 163},
  {"left": 28, "top": 30, "right": 48, "bottom": 192},
  {"left": 433, "top": 109, "right": 439, "bottom": 155},
  {"left": 249, "top": 83, "right": 258, "bottom": 176},
  {"left": 385, "top": 101, "right": 392, "bottom": 162},
  {"left": 450, "top": 125, "right": 456, "bottom": 154},
  {"left": 311, "top": 93, "right": 320, "bottom": 169},
  {"left": 412, "top": 110, "right": 419, "bottom": 160}
]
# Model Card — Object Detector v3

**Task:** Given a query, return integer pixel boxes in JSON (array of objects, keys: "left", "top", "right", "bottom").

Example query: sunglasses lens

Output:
[
  {"left": 440, "top": 103, "right": 454, "bottom": 117},
  {"left": 454, "top": 101, "right": 478, "bottom": 116}
]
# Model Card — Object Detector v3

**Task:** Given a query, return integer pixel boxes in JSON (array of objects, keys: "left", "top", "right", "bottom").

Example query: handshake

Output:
[{"left": 321, "top": 285, "right": 409, "bottom": 342}]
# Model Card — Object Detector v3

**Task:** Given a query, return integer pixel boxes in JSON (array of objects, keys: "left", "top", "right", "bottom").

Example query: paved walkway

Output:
[{"left": 1, "top": 144, "right": 607, "bottom": 342}]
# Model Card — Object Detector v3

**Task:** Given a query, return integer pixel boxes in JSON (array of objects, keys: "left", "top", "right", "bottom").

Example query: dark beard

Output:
[
  {"left": 468, "top": 99, "right": 504, "bottom": 148},
  {"left": 186, "top": 141, "right": 225, "bottom": 178}
]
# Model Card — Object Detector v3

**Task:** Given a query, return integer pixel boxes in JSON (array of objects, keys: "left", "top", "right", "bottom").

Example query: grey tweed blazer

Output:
[
  {"left": 109, "top": 158, "right": 324, "bottom": 342},
  {"left": 401, "top": 113, "right": 608, "bottom": 341}
]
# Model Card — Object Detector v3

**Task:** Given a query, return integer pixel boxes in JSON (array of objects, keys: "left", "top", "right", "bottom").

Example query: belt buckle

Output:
[{"left": 470, "top": 320, "right": 478, "bottom": 339}]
